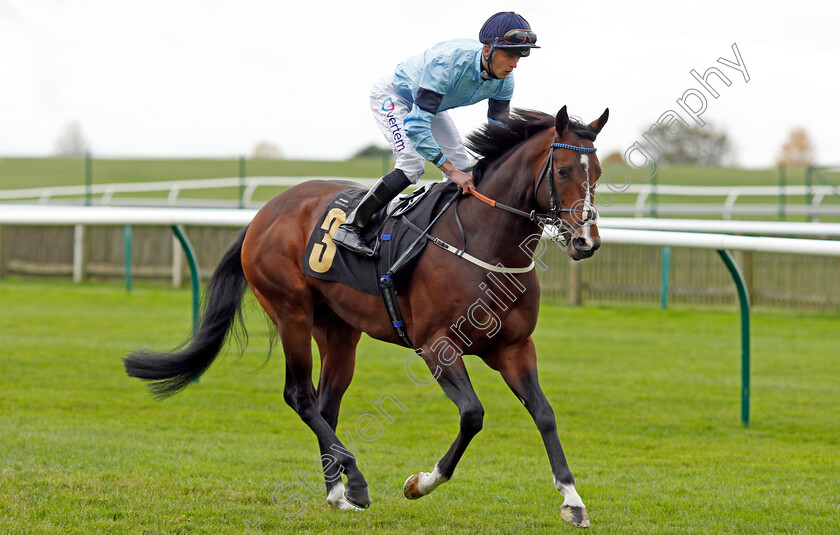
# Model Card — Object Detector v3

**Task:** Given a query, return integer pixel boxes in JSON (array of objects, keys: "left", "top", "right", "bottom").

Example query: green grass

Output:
[
  {"left": 0, "top": 157, "right": 443, "bottom": 191},
  {"left": 1, "top": 279, "right": 839, "bottom": 534}
]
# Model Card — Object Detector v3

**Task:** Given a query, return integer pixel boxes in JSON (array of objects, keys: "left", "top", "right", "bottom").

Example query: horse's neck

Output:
[
  {"left": 458, "top": 144, "right": 543, "bottom": 266},
  {"left": 480, "top": 151, "right": 537, "bottom": 208}
]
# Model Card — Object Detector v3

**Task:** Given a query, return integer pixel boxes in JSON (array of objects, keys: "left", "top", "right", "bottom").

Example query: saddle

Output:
[{"left": 303, "top": 180, "right": 460, "bottom": 297}]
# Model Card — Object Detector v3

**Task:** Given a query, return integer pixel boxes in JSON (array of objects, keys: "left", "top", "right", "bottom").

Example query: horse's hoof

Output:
[
  {"left": 344, "top": 485, "right": 371, "bottom": 509},
  {"left": 560, "top": 505, "right": 590, "bottom": 528},
  {"left": 326, "top": 482, "right": 364, "bottom": 511},
  {"left": 403, "top": 474, "right": 423, "bottom": 500}
]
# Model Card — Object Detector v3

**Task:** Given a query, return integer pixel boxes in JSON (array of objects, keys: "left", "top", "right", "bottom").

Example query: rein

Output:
[{"left": 467, "top": 134, "right": 598, "bottom": 246}]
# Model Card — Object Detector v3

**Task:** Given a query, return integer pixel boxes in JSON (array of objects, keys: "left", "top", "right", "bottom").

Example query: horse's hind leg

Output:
[
  {"left": 258, "top": 291, "right": 371, "bottom": 510},
  {"left": 495, "top": 338, "right": 590, "bottom": 528},
  {"left": 312, "top": 306, "right": 363, "bottom": 509},
  {"left": 403, "top": 340, "right": 484, "bottom": 500}
]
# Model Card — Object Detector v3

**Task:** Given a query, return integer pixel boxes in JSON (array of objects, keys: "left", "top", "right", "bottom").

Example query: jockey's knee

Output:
[
  {"left": 398, "top": 166, "right": 424, "bottom": 185},
  {"left": 382, "top": 169, "right": 413, "bottom": 192}
]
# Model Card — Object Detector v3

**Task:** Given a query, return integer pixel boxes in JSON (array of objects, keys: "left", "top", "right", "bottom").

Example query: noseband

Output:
[{"left": 468, "top": 133, "right": 599, "bottom": 247}]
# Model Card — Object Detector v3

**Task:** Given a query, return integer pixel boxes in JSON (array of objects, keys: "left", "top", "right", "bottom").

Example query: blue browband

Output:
[{"left": 552, "top": 143, "right": 597, "bottom": 153}]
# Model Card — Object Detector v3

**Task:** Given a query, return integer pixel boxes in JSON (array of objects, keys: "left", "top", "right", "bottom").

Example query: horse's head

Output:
[{"left": 534, "top": 105, "right": 609, "bottom": 261}]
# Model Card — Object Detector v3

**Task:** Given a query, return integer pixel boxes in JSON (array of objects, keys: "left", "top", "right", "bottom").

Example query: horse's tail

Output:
[{"left": 124, "top": 226, "right": 250, "bottom": 398}]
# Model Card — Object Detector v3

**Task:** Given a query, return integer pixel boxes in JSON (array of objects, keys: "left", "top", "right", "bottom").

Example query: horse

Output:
[{"left": 124, "top": 105, "right": 608, "bottom": 528}]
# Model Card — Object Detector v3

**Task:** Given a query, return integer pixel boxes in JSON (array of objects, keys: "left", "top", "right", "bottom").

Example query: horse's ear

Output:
[
  {"left": 589, "top": 108, "right": 609, "bottom": 134},
  {"left": 556, "top": 105, "right": 569, "bottom": 135}
]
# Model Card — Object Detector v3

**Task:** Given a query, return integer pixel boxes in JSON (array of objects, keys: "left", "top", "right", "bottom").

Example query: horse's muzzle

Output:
[{"left": 568, "top": 229, "right": 601, "bottom": 261}]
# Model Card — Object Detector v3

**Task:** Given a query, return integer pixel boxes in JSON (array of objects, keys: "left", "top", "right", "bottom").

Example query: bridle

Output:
[{"left": 467, "top": 133, "right": 599, "bottom": 247}]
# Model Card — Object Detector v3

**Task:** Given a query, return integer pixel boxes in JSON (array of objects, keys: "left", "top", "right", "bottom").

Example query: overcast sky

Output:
[{"left": 1, "top": 0, "right": 837, "bottom": 169}]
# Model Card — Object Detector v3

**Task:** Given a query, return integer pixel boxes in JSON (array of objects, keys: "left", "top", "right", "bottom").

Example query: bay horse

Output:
[{"left": 124, "top": 106, "right": 608, "bottom": 528}]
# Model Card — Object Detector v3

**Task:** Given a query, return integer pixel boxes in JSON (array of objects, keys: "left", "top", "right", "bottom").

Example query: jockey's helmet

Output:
[{"left": 479, "top": 11, "right": 539, "bottom": 57}]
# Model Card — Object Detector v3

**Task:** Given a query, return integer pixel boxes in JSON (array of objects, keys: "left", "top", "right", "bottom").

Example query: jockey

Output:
[{"left": 333, "top": 11, "right": 539, "bottom": 256}]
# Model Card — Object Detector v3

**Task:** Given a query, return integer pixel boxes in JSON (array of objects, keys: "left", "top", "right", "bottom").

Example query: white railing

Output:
[
  {"left": 597, "top": 228, "right": 840, "bottom": 255},
  {"left": 4, "top": 204, "right": 840, "bottom": 264},
  {"left": 598, "top": 217, "right": 840, "bottom": 237}
]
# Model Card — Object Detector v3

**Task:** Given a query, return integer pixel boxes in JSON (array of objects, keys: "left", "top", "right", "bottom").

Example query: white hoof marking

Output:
[
  {"left": 326, "top": 482, "right": 362, "bottom": 511},
  {"left": 416, "top": 465, "right": 449, "bottom": 496},
  {"left": 417, "top": 465, "right": 449, "bottom": 496},
  {"left": 554, "top": 477, "right": 585, "bottom": 508}
]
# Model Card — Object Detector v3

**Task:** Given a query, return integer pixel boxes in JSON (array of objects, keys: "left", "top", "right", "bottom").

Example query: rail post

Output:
[
  {"left": 170, "top": 225, "right": 201, "bottom": 334},
  {"left": 124, "top": 225, "right": 133, "bottom": 293},
  {"left": 72, "top": 225, "right": 86, "bottom": 283},
  {"left": 172, "top": 236, "right": 184, "bottom": 288},
  {"left": 569, "top": 258, "right": 583, "bottom": 306},
  {"left": 717, "top": 249, "right": 750, "bottom": 426},
  {"left": 660, "top": 246, "right": 671, "bottom": 310}
]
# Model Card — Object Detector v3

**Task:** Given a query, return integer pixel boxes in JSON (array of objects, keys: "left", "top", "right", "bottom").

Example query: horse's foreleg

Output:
[
  {"left": 312, "top": 308, "right": 363, "bottom": 510},
  {"left": 403, "top": 348, "right": 483, "bottom": 500},
  {"left": 496, "top": 338, "right": 590, "bottom": 528}
]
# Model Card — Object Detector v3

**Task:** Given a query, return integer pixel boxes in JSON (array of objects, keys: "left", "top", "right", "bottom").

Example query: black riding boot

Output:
[{"left": 333, "top": 169, "right": 411, "bottom": 256}]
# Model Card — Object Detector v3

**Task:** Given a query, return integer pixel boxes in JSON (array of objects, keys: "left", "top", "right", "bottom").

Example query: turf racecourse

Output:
[{"left": 1, "top": 280, "right": 838, "bottom": 534}]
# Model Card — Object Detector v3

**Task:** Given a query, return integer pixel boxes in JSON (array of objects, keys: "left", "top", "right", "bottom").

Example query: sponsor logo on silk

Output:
[{"left": 382, "top": 98, "right": 405, "bottom": 152}]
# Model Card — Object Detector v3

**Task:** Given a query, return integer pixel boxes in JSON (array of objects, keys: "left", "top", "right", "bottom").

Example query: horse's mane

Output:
[{"left": 466, "top": 109, "right": 597, "bottom": 180}]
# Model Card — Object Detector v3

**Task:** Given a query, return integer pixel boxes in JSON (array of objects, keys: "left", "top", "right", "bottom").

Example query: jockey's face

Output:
[{"left": 483, "top": 46, "right": 521, "bottom": 79}]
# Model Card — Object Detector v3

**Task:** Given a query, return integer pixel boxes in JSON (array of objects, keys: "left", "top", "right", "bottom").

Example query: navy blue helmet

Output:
[{"left": 479, "top": 11, "right": 539, "bottom": 57}]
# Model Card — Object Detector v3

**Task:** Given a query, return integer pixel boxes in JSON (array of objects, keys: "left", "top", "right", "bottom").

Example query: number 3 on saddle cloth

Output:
[{"left": 303, "top": 180, "right": 461, "bottom": 346}]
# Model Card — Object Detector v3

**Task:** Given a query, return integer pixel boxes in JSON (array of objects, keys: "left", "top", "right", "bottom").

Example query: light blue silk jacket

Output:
[{"left": 391, "top": 38, "right": 514, "bottom": 165}]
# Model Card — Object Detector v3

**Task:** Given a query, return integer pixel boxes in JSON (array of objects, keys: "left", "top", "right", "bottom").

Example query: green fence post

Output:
[
  {"left": 239, "top": 156, "right": 246, "bottom": 209},
  {"left": 717, "top": 249, "right": 750, "bottom": 426},
  {"left": 660, "top": 246, "right": 671, "bottom": 310},
  {"left": 778, "top": 165, "right": 786, "bottom": 221},
  {"left": 170, "top": 225, "right": 201, "bottom": 334},
  {"left": 124, "top": 225, "right": 133, "bottom": 293}
]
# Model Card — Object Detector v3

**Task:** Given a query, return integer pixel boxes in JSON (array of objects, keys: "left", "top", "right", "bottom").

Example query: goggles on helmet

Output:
[{"left": 493, "top": 29, "right": 537, "bottom": 46}]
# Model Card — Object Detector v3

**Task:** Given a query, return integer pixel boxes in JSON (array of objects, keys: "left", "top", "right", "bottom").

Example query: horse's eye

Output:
[{"left": 557, "top": 167, "right": 570, "bottom": 179}]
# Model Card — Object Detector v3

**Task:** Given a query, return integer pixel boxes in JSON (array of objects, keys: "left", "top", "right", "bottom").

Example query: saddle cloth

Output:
[{"left": 302, "top": 180, "right": 460, "bottom": 295}]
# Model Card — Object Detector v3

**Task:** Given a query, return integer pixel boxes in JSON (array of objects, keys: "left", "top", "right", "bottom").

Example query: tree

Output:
[
  {"left": 640, "top": 123, "right": 734, "bottom": 166},
  {"left": 252, "top": 141, "right": 282, "bottom": 159},
  {"left": 776, "top": 128, "right": 814, "bottom": 168},
  {"left": 352, "top": 143, "right": 392, "bottom": 159},
  {"left": 601, "top": 150, "right": 624, "bottom": 166},
  {"left": 53, "top": 121, "right": 89, "bottom": 157}
]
